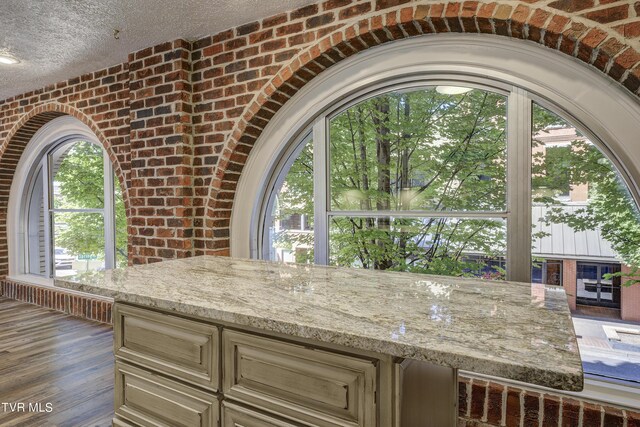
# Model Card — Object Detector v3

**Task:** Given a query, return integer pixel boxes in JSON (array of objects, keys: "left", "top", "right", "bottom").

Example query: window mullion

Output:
[
  {"left": 103, "top": 151, "right": 115, "bottom": 269},
  {"left": 42, "top": 156, "right": 53, "bottom": 278},
  {"left": 506, "top": 88, "right": 532, "bottom": 283},
  {"left": 313, "top": 118, "right": 329, "bottom": 265}
]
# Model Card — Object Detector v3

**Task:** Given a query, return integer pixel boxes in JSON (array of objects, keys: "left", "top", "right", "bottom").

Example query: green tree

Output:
[
  {"left": 273, "top": 89, "right": 640, "bottom": 284},
  {"left": 273, "top": 87, "right": 509, "bottom": 276},
  {"left": 54, "top": 141, "right": 128, "bottom": 267},
  {"left": 532, "top": 105, "right": 640, "bottom": 285}
]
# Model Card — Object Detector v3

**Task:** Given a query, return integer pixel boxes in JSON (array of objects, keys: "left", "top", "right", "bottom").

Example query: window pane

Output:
[
  {"left": 53, "top": 212, "right": 105, "bottom": 277},
  {"left": 115, "top": 176, "right": 128, "bottom": 268},
  {"left": 52, "top": 141, "right": 104, "bottom": 209},
  {"left": 329, "top": 87, "right": 507, "bottom": 212},
  {"left": 531, "top": 259, "right": 562, "bottom": 286},
  {"left": 532, "top": 103, "right": 640, "bottom": 383},
  {"left": 329, "top": 216, "right": 506, "bottom": 278},
  {"left": 267, "top": 136, "right": 314, "bottom": 263}
]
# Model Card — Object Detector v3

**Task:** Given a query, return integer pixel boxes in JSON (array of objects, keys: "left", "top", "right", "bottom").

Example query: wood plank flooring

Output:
[{"left": 0, "top": 297, "right": 114, "bottom": 427}]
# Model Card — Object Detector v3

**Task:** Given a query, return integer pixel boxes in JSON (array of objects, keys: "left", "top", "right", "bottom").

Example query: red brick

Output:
[
  {"left": 614, "top": 22, "right": 640, "bottom": 38},
  {"left": 458, "top": 380, "right": 469, "bottom": 416},
  {"left": 493, "top": 4, "right": 513, "bottom": 36},
  {"left": 582, "top": 28, "right": 609, "bottom": 49},
  {"left": 477, "top": 2, "right": 497, "bottom": 19},
  {"left": 528, "top": 9, "right": 551, "bottom": 42},
  {"left": 609, "top": 47, "right": 640, "bottom": 80},
  {"left": 460, "top": 1, "right": 479, "bottom": 32},
  {"left": 581, "top": 402, "right": 602, "bottom": 427},
  {"left": 628, "top": 410, "right": 640, "bottom": 427},
  {"left": 548, "top": 0, "right": 594, "bottom": 13},
  {"left": 523, "top": 392, "right": 540, "bottom": 427},
  {"left": 236, "top": 21, "right": 260, "bottom": 36},
  {"left": 542, "top": 394, "right": 560, "bottom": 427},
  {"left": 486, "top": 382, "right": 504, "bottom": 424},
  {"left": 560, "top": 22, "right": 588, "bottom": 55},
  {"left": 602, "top": 406, "right": 624, "bottom": 427},
  {"left": 339, "top": 3, "right": 372, "bottom": 19},
  {"left": 593, "top": 37, "right": 626, "bottom": 71},
  {"left": 506, "top": 388, "right": 521, "bottom": 427},
  {"left": 306, "top": 12, "right": 335, "bottom": 29},
  {"left": 545, "top": 14, "right": 571, "bottom": 48},
  {"left": 562, "top": 398, "right": 580, "bottom": 427},
  {"left": 375, "top": 0, "right": 410, "bottom": 10},
  {"left": 290, "top": 4, "right": 319, "bottom": 19},
  {"left": 322, "top": 0, "right": 351, "bottom": 10},
  {"left": 263, "top": 13, "right": 287, "bottom": 28},
  {"left": 583, "top": 4, "right": 629, "bottom": 24},
  {"left": 470, "top": 381, "right": 486, "bottom": 419}
]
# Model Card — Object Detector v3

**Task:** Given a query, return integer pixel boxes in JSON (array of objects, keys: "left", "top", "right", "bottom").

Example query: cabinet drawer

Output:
[
  {"left": 222, "top": 401, "right": 301, "bottom": 427},
  {"left": 223, "top": 330, "right": 377, "bottom": 427},
  {"left": 115, "top": 361, "right": 219, "bottom": 427},
  {"left": 114, "top": 303, "right": 219, "bottom": 391}
]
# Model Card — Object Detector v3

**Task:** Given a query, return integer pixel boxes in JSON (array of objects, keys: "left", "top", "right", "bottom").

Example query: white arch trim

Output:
[
  {"left": 8, "top": 115, "right": 103, "bottom": 280},
  {"left": 230, "top": 33, "right": 640, "bottom": 259}
]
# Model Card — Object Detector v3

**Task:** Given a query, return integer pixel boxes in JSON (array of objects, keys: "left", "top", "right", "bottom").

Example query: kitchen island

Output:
[{"left": 55, "top": 256, "right": 583, "bottom": 427}]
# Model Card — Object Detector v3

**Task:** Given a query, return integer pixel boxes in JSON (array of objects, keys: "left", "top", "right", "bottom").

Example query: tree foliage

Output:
[
  {"left": 274, "top": 88, "right": 509, "bottom": 276},
  {"left": 532, "top": 106, "right": 640, "bottom": 285},
  {"left": 273, "top": 88, "right": 640, "bottom": 285},
  {"left": 54, "top": 141, "right": 128, "bottom": 267}
]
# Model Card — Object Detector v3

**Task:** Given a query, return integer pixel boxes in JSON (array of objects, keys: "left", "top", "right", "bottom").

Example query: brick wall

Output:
[
  {"left": 0, "top": 66, "right": 132, "bottom": 270},
  {"left": 2, "top": 0, "right": 640, "bottom": 425},
  {"left": 564, "top": 259, "right": 578, "bottom": 311},
  {"left": 458, "top": 377, "right": 640, "bottom": 427},
  {"left": 128, "top": 40, "right": 196, "bottom": 263},
  {"left": 1, "top": 279, "right": 113, "bottom": 324},
  {"left": 621, "top": 264, "right": 640, "bottom": 322}
]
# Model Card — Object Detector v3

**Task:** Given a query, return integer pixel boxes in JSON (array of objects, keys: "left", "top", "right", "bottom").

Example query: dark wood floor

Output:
[{"left": 0, "top": 297, "right": 114, "bottom": 427}]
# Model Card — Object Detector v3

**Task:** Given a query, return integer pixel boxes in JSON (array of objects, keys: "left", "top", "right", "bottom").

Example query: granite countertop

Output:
[{"left": 55, "top": 256, "right": 583, "bottom": 391}]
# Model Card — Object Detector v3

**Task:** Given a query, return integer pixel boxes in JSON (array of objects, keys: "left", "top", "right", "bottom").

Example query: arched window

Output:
[
  {"left": 261, "top": 83, "right": 639, "bottom": 289},
  {"left": 9, "top": 116, "right": 126, "bottom": 279}
]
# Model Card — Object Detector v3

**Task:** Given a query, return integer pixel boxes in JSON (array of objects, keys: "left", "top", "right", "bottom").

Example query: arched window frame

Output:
[
  {"left": 230, "top": 35, "right": 640, "bottom": 403},
  {"left": 8, "top": 116, "right": 118, "bottom": 282}
]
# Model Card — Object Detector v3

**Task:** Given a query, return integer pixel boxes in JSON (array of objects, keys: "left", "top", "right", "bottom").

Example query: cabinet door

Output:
[
  {"left": 115, "top": 361, "right": 219, "bottom": 427},
  {"left": 223, "top": 330, "right": 377, "bottom": 427},
  {"left": 222, "top": 402, "right": 301, "bottom": 427},
  {"left": 114, "top": 303, "right": 219, "bottom": 391}
]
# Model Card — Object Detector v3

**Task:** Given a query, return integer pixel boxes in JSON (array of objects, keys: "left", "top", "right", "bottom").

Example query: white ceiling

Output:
[{"left": 0, "top": 0, "right": 319, "bottom": 101}]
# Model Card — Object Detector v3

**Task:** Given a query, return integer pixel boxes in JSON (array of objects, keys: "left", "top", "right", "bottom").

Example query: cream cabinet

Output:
[{"left": 112, "top": 303, "right": 406, "bottom": 427}]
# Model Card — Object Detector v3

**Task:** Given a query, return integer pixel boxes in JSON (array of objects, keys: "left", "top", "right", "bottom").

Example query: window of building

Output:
[
  {"left": 532, "top": 259, "right": 563, "bottom": 286},
  {"left": 10, "top": 117, "right": 127, "bottom": 280},
  {"left": 266, "top": 85, "right": 510, "bottom": 277}
]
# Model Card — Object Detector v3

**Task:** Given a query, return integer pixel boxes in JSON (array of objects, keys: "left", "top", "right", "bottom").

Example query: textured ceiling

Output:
[{"left": 0, "top": 0, "right": 319, "bottom": 101}]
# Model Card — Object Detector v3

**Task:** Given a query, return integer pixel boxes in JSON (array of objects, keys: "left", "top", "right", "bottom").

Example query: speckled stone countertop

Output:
[{"left": 55, "top": 256, "right": 583, "bottom": 391}]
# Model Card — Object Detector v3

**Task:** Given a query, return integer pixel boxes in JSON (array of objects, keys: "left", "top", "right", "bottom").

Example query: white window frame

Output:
[
  {"left": 229, "top": 34, "right": 640, "bottom": 400},
  {"left": 8, "top": 116, "right": 117, "bottom": 283}
]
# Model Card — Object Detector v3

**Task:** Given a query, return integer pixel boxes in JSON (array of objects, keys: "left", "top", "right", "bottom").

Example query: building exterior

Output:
[{"left": 532, "top": 127, "right": 640, "bottom": 322}]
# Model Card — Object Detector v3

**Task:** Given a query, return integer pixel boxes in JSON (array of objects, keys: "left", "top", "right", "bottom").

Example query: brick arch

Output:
[
  {"left": 0, "top": 103, "right": 131, "bottom": 276},
  {"left": 203, "top": 1, "right": 640, "bottom": 255}
]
